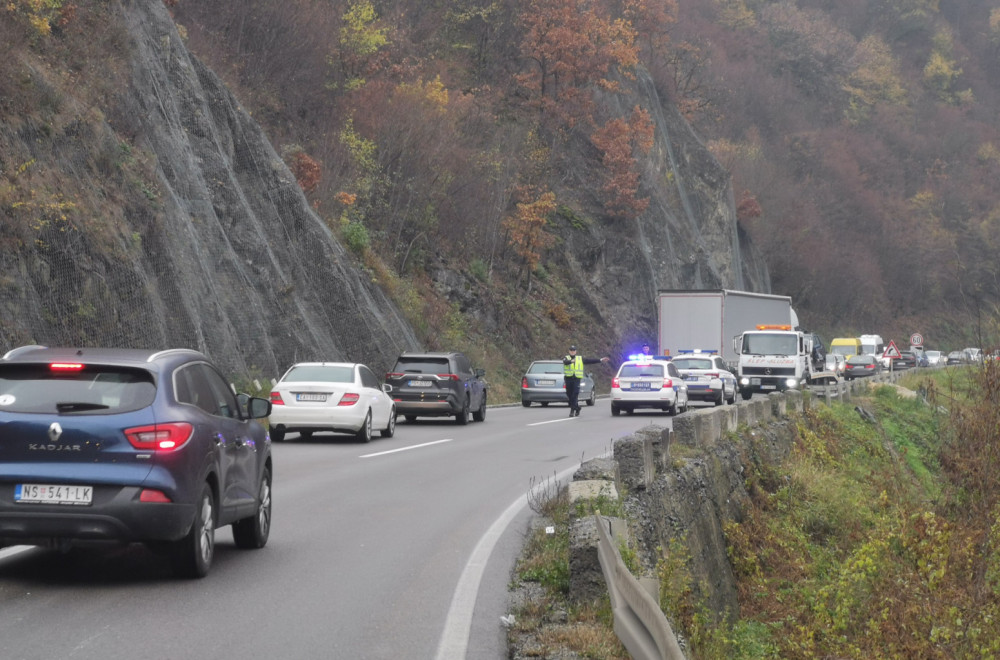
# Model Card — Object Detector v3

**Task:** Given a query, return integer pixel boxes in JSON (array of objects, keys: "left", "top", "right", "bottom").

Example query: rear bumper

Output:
[
  {"left": 268, "top": 405, "right": 366, "bottom": 433},
  {"left": 0, "top": 485, "right": 195, "bottom": 546}
]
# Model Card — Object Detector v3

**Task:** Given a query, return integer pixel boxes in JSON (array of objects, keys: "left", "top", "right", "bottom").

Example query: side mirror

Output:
[
  {"left": 382, "top": 383, "right": 392, "bottom": 393},
  {"left": 247, "top": 396, "right": 272, "bottom": 419}
]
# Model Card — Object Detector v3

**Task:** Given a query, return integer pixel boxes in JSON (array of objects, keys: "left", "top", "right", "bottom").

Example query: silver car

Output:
[{"left": 520, "top": 360, "right": 596, "bottom": 407}]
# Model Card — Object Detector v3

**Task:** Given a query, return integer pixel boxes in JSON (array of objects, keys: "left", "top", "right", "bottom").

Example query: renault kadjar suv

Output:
[{"left": 0, "top": 345, "right": 274, "bottom": 578}]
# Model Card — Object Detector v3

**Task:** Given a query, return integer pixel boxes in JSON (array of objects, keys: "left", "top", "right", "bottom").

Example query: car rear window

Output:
[
  {"left": 0, "top": 364, "right": 156, "bottom": 414},
  {"left": 282, "top": 365, "right": 354, "bottom": 383},
  {"left": 619, "top": 364, "right": 664, "bottom": 378},
  {"left": 393, "top": 358, "right": 451, "bottom": 374},
  {"left": 672, "top": 358, "right": 712, "bottom": 370},
  {"left": 528, "top": 362, "right": 563, "bottom": 374}
]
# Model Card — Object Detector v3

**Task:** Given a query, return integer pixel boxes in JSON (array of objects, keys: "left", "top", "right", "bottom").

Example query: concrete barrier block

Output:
[
  {"left": 786, "top": 389, "right": 803, "bottom": 413},
  {"left": 569, "top": 516, "right": 604, "bottom": 604},
  {"left": 614, "top": 433, "right": 655, "bottom": 491},
  {"left": 569, "top": 479, "right": 619, "bottom": 504},
  {"left": 718, "top": 405, "right": 739, "bottom": 434},
  {"left": 635, "top": 425, "right": 670, "bottom": 473},
  {"left": 736, "top": 400, "right": 755, "bottom": 427},
  {"left": 753, "top": 398, "right": 771, "bottom": 422},
  {"left": 769, "top": 392, "right": 786, "bottom": 418},
  {"left": 671, "top": 414, "right": 697, "bottom": 447}
]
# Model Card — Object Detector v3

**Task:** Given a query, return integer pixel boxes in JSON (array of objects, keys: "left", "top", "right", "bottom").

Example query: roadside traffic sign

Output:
[
  {"left": 883, "top": 340, "right": 901, "bottom": 359},
  {"left": 910, "top": 333, "right": 923, "bottom": 347}
]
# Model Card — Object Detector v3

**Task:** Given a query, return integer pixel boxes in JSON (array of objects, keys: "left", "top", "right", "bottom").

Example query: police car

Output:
[
  {"left": 610, "top": 357, "right": 688, "bottom": 416},
  {"left": 669, "top": 349, "right": 737, "bottom": 406}
]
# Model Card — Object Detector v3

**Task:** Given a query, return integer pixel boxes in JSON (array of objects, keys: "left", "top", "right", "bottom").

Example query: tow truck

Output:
[{"left": 734, "top": 325, "right": 838, "bottom": 400}]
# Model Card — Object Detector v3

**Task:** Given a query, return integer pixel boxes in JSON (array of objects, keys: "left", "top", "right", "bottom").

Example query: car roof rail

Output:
[
  {"left": 1, "top": 345, "right": 47, "bottom": 360},
  {"left": 147, "top": 348, "right": 206, "bottom": 363}
]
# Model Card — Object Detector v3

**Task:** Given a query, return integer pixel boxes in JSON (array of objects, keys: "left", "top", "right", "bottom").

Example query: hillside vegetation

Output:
[{"left": 166, "top": 0, "right": 1000, "bottom": 350}]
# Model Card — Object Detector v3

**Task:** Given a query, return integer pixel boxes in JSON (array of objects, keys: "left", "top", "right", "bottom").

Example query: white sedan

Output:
[
  {"left": 610, "top": 359, "right": 689, "bottom": 416},
  {"left": 670, "top": 351, "right": 737, "bottom": 405},
  {"left": 268, "top": 362, "right": 396, "bottom": 443}
]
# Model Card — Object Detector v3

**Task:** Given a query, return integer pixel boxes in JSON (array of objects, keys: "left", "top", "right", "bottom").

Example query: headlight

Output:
[
  {"left": 740, "top": 377, "right": 750, "bottom": 386},
  {"left": 785, "top": 378, "right": 799, "bottom": 388}
]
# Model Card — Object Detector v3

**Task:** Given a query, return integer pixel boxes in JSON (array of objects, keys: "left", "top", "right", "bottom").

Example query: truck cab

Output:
[{"left": 734, "top": 325, "right": 814, "bottom": 400}]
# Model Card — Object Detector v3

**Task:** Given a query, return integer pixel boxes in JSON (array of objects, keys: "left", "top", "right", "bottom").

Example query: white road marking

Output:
[
  {"left": 359, "top": 438, "right": 454, "bottom": 458},
  {"left": 526, "top": 417, "right": 578, "bottom": 427},
  {"left": 434, "top": 460, "right": 598, "bottom": 660}
]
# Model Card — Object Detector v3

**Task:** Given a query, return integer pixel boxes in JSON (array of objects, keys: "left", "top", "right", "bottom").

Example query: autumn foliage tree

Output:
[
  {"left": 502, "top": 189, "right": 557, "bottom": 291},
  {"left": 590, "top": 106, "right": 654, "bottom": 219}
]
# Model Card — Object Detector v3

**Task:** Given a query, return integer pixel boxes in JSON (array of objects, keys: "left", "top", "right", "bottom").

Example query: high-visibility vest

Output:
[{"left": 563, "top": 355, "right": 584, "bottom": 378}]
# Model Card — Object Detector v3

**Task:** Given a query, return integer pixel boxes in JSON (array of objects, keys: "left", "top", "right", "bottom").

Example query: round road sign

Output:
[{"left": 910, "top": 333, "right": 923, "bottom": 347}]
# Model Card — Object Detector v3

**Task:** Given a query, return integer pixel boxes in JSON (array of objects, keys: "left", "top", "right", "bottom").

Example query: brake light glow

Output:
[
  {"left": 338, "top": 392, "right": 360, "bottom": 406},
  {"left": 521, "top": 377, "right": 528, "bottom": 388},
  {"left": 270, "top": 391, "right": 285, "bottom": 405},
  {"left": 140, "top": 489, "right": 172, "bottom": 503},
  {"left": 50, "top": 363, "right": 84, "bottom": 371},
  {"left": 124, "top": 422, "right": 193, "bottom": 451},
  {"left": 663, "top": 378, "right": 673, "bottom": 388},
  {"left": 612, "top": 376, "right": 620, "bottom": 388}
]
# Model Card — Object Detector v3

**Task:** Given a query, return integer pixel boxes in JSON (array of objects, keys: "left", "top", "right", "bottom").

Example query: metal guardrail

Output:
[{"left": 594, "top": 514, "right": 686, "bottom": 660}]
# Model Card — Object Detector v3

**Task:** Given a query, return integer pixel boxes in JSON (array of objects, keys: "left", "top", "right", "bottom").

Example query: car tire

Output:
[
  {"left": 586, "top": 391, "right": 596, "bottom": 406},
  {"left": 522, "top": 400, "right": 531, "bottom": 408},
  {"left": 171, "top": 483, "right": 215, "bottom": 579},
  {"left": 473, "top": 394, "right": 486, "bottom": 422},
  {"left": 380, "top": 409, "right": 396, "bottom": 438},
  {"left": 233, "top": 466, "right": 271, "bottom": 550},
  {"left": 714, "top": 390, "right": 724, "bottom": 406},
  {"left": 356, "top": 410, "right": 373, "bottom": 443},
  {"left": 270, "top": 426, "right": 285, "bottom": 443},
  {"left": 455, "top": 398, "right": 470, "bottom": 425},
  {"left": 611, "top": 405, "right": 621, "bottom": 416}
]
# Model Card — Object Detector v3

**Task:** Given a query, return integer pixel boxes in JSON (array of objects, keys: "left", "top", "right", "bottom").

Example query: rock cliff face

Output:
[
  {"left": 0, "top": 0, "right": 768, "bottom": 378},
  {"left": 0, "top": 0, "right": 419, "bottom": 378}
]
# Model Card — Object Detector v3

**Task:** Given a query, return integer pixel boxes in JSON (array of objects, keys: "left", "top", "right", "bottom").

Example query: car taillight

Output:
[
  {"left": 124, "top": 422, "right": 193, "bottom": 451},
  {"left": 338, "top": 393, "right": 360, "bottom": 406},
  {"left": 663, "top": 378, "right": 673, "bottom": 388},
  {"left": 437, "top": 374, "right": 459, "bottom": 380},
  {"left": 612, "top": 376, "right": 620, "bottom": 388},
  {"left": 50, "top": 362, "right": 84, "bottom": 371},
  {"left": 270, "top": 391, "right": 284, "bottom": 405},
  {"left": 707, "top": 372, "right": 719, "bottom": 378},
  {"left": 386, "top": 373, "right": 405, "bottom": 379},
  {"left": 521, "top": 377, "right": 528, "bottom": 388},
  {"left": 140, "top": 489, "right": 172, "bottom": 503}
]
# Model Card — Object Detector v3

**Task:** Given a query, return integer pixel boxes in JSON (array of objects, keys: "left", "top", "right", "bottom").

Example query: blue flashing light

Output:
[{"left": 677, "top": 349, "right": 718, "bottom": 355}]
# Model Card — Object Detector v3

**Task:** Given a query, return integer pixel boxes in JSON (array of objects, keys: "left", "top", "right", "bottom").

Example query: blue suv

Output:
[{"left": 0, "top": 346, "right": 273, "bottom": 578}]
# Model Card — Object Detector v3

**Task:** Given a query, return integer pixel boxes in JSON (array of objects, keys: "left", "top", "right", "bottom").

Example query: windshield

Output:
[
  {"left": 830, "top": 345, "right": 855, "bottom": 357},
  {"left": 618, "top": 364, "right": 664, "bottom": 378},
  {"left": 282, "top": 365, "right": 354, "bottom": 383},
  {"left": 742, "top": 333, "right": 797, "bottom": 356},
  {"left": 671, "top": 358, "right": 713, "bottom": 370},
  {"left": 528, "top": 362, "right": 563, "bottom": 374},
  {"left": 860, "top": 344, "right": 877, "bottom": 355},
  {"left": 0, "top": 364, "right": 156, "bottom": 414}
]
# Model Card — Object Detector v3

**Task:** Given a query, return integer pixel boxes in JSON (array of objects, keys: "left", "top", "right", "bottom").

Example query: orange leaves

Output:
[
  {"left": 589, "top": 106, "right": 654, "bottom": 219},
  {"left": 517, "top": 0, "right": 640, "bottom": 124},
  {"left": 502, "top": 189, "right": 557, "bottom": 279},
  {"left": 288, "top": 151, "right": 322, "bottom": 194}
]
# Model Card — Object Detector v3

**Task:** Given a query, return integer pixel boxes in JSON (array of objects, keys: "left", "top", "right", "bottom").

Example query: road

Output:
[{"left": 0, "top": 399, "right": 683, "bottom": 660}]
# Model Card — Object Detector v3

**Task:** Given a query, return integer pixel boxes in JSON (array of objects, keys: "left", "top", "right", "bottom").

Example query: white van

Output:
[{"left": 860, "top": 334, "right": 887, "bottom": 366}]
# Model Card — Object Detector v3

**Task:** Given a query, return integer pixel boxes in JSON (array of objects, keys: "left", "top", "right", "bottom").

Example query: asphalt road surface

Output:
[{"left": 0, "top": 399, "right": 687, "bottom": 660}]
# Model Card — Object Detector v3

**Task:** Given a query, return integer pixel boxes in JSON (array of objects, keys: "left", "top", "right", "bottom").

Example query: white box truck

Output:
[{"left": 656, "top": 289, "right": 797, "bottom": 367}]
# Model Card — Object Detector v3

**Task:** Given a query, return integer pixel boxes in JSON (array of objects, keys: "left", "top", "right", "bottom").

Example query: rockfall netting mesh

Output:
[{"left": 0, "top": 1, "right": 419, "bottom": 384}]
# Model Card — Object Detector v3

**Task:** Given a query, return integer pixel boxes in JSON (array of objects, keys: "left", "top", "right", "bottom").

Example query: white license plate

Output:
[
  {"left": 537, "top": 379, "right": 556, "bottom": 386},
  {"left": 761, "top": 385, "right": 776, "bottom": 390},
  {"left": 408, "top": 380, "right": 432, "bottom": 387},
  {"left": 684, "top": 376, "right": 700, "bottom": 381},
  {"left": 629, "top": 382, "right": 651, "bottom": 390},
  {"left": 296, "top": 393, "right": 328, "bottom": 402},
  {"left": 15, "top": 484, "right": 93, "bottom": 506}
]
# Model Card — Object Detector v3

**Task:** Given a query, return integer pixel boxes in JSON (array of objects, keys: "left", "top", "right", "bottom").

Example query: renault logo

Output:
[{"left": 48, "top": 422, "right": 63, "bottom": 442}]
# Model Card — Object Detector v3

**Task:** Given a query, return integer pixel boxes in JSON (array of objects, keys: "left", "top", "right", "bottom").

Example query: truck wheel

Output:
[{"left": 741, "top": 390, "right": 752, "bottom": 401}]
